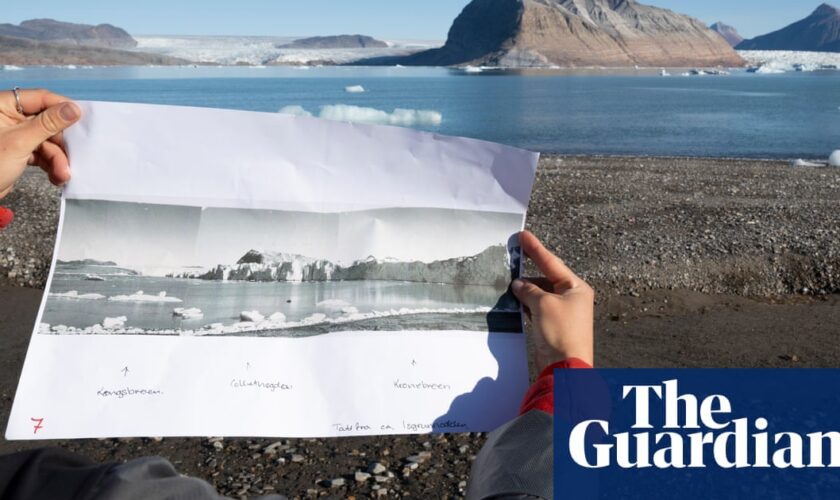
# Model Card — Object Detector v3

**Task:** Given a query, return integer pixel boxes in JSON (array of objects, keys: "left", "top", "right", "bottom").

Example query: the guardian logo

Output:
[{"left": 569, "top": 379, "right": 840, "bottom": 469}]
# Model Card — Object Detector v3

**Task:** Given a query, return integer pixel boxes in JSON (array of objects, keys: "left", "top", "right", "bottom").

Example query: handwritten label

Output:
[
  {"left": 403, "top": 419, "right": 468, "bottom": 432},
  {"left": 230, "top": 379, "right": 293, "bottom": 392},
  {"left": 333, "top": 422, "right": 372, "bottom": 432},
  {"left": 31, "top": 417, "right": 44, "bottom": 434},
  {"left": 97, "top": 387, "right": 163, "bottom": 399},
  {"left": 393, "top": 379, "right": 452, "bottom": 391}
]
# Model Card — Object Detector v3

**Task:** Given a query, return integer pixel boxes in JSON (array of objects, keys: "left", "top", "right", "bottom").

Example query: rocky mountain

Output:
[
  {"left": 710, "top": 22, "right": 744, "bottom": 47},
  {"left": 737, "top": 4, "right": 840, "bottom": 52},
  {"left": 175, "top": 245, "right": 512, "bottom": 288},
  {"left": 278, "top": 35, "right": 388, "bottom": 49},
  {"left": 0, "top": 35, "right": 190, "bottom": 65},
  {"left": 0, "top": 19, "right": 137, "bottom": 48},
  {"left": 364, "top": 0, "right": 743, "bottom": 67}
]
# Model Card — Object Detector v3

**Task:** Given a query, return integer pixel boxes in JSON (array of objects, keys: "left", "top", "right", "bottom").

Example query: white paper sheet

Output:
[{"left": 6, "top": 101, "right": 539, "bottom": 440}]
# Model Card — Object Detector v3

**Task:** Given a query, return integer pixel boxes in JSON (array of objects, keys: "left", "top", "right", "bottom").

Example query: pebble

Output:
[
  {"left": 368, "top": 462, "right": 387, "bottom": 475},
  {"left": 355, "top": 471, "right": 371, "bottom": 482}
]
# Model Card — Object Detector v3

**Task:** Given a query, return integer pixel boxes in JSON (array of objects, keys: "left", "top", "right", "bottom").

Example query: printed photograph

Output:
[{"left": 40, "top": 200, "right": 524, "bottom": 336}]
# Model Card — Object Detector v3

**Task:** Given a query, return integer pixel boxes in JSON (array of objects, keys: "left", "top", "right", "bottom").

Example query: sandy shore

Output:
[{"left": 1, "top": 155, "right": 840, "bottom": 497}]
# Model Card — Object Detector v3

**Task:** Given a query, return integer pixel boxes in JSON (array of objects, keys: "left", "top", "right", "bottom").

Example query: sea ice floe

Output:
[
  {"left": 0, "top": 65, "right": 23, "bottom": 71},
  {"left": 49, "top": 290, "right": 106, "bottom": 300},
  {"left": 108, "top": 291, "right": 183, "bottom": 303},
  {"left": 102, "top": 316, "right": 127, "bottom": 329},
  {"left": 173, "top": 307, "right": 204, "bottom": 319},
  {"left": 345, "top": 85, "right": 366, "bottom": 93}
]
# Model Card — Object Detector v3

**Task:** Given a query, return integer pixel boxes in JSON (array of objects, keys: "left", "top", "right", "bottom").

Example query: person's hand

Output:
[
  {"left": 511, "top": 231, "right": 595, "bottom": 371},
  {"left": 0, "top": 88, "right": 81, "bottom": 199}
]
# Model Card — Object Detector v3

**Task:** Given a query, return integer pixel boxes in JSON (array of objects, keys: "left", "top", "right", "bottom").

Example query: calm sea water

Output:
[{"left": 2, "top": 66, "right": 838, "bottom": 158}]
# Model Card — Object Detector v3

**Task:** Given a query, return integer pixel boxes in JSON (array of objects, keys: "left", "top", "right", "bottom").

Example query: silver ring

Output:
[{"left": 12, "top": 87, "right": 24, "bottom": 115}]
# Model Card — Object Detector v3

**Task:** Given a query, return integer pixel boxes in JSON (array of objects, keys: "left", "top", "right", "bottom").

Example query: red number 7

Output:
[{"left": 31, "top": 417, "right": 44, "bottom": 434}]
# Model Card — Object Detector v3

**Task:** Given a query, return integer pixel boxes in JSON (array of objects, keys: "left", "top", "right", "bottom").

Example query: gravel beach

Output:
[{"left": 2, "top": 155, "right": 840, "bottom": 498}]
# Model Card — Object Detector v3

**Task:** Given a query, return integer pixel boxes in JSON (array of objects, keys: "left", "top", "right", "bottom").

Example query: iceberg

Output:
[
  {"left": 0, "top": 65, "right": 23, "bottom": 71},
  {"left": 102, "top": 316, "right": 127, "bottom": 329},
  {"left": 280, "top": 105, "right": 443, "bottom": 127},
  {"left": 173, "top": 307, "right": 204, "bottom": 319},
  {"left": 344, "top": 85, "right": 366, "bottom": 93},
  {"left": 830, "top": 151, "right": 840, "bottom": 168},
  {"left": 108, "top": 291, "right": 183, "bottom": 303},
  {"left": 791, "top": 159, "right": 822, "bottom": 168},
  {"left": 240, "top": 310, "right": 265, "bottom": 322}
]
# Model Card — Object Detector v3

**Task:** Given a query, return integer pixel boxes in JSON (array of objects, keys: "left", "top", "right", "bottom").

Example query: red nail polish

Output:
[{"left": 0, "top": 207, "right": 14, "bottom": 229}]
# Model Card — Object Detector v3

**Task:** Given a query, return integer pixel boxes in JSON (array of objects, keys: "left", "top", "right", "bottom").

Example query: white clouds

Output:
[{"left": 279, "top": 104, "right": 442, "bottom": 127}]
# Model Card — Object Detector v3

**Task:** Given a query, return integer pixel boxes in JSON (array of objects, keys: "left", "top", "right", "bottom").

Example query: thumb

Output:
[
  {"left": 511, "top": 278, "right": 549, "bottom": 311},
  {"left": 11, "top": 102, "right": 81, "bottom": 152}
]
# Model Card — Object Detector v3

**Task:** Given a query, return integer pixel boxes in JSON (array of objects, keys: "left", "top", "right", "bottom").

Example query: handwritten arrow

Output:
[{"left": 121, "top": 367, "right": 129, "bottom": 377}]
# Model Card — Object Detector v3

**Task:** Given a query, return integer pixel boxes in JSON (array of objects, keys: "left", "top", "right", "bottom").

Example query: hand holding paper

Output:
[{"left": 7, "top": 101, "right": 538, "bottom": 439}]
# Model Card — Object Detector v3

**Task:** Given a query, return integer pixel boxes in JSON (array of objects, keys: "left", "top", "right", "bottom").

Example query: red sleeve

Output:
[
  {"left": 0, "top": 207, "right": 13, "bottom": 230},
  {"left": 519, "top": 358, "right": 592, "bottom": 415}
]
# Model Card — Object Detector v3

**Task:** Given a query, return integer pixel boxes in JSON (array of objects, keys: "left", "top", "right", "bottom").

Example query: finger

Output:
[
  {"left": 33, "top": 141, "right": 71, "bottom": 185},
  {"left": 510, "top": 278, "right": 550, "bottom": 312},
  {"left": 9, "top": 102, "right": 81, "bottom": 153},
  {"left": 2, "top": 89, "right": 71, "bottom": 116},
  {"left": 519, "top": 230, "right": 581, "bottom": 289}
]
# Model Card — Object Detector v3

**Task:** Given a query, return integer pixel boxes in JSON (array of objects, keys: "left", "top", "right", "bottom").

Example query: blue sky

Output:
[{"left": 2, "top": 1, "right": 829, "bottom": 40}]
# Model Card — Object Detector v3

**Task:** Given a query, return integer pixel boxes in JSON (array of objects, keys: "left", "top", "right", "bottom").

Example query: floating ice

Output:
[
  {"left": 319, "top": 105, "right": 442, "bottom": 126},
  {"left": 41, "top": 305, "right": 496, "bottom": 336},
  {"left": 463, "top": 66, "right": 483, "bottom": 73},
  {"left": 0, "top": 65, "right": 23, "bottom": 71},
  {"left": 791, "top": 159, "right": 823, "bottom": 168},
  {"left": 660, "top": 69, "right": 671, "bottom": 77},
  {"left": 108, "top": 291, "right": 183, "bottom": 303},
  {"left": 344, "top": 85, "right": 366, "bottom": 93},
  {"left": 102, "top": 316, "right": 127, "bottom": 329},
  {"left": 240, "top": 310, "right": 265, "bottom": 322},
  {"left": 269, "top": 312, "right": 286, "bottom": 322},
  {"left": 85, "top": 274, "right": 106, "bottom": 281},
  {"left": 173, "top": 307, "right": 204, "bottom": 319},
  {"left": 280, "top": 104, "right": 443, "bottom": 127},
  {"left": 830, "top": 151, "right": 840, "bottom": 168},
  {"left": 49, "top": 290, "right": 106, "bottom": 300},
  {"left": 278, "top": 105, "right": 313, "bottom": 118}
]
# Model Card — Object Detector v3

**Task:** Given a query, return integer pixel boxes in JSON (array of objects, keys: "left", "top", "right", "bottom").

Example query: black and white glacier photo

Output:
[{"left": 40, "top": 200, "right": 524, "bottom": 337}]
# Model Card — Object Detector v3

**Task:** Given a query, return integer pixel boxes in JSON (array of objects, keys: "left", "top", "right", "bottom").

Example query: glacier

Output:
[
  {"left": 738, "top": 51, "right": 840, "bottom": 73},
  {"left": 134, "top": 36, "right": 441, "bottom": 66},
  {"left": 173, "top": 245, "right": 512, "bottom": 288}
]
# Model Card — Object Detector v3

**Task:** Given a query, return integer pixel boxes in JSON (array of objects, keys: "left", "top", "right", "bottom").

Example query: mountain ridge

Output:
[
  {"left": 710, "top": 22, "right": 744, "bottom": 47},
  {"left": 737, "top": 3, "right": 840, "bottom": 52},
  {"left": 360, "top": 0, "right": 743, "bottom": 68},
  {"left": 0, "top": 19, "right": 137, "bottom": 48}
]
